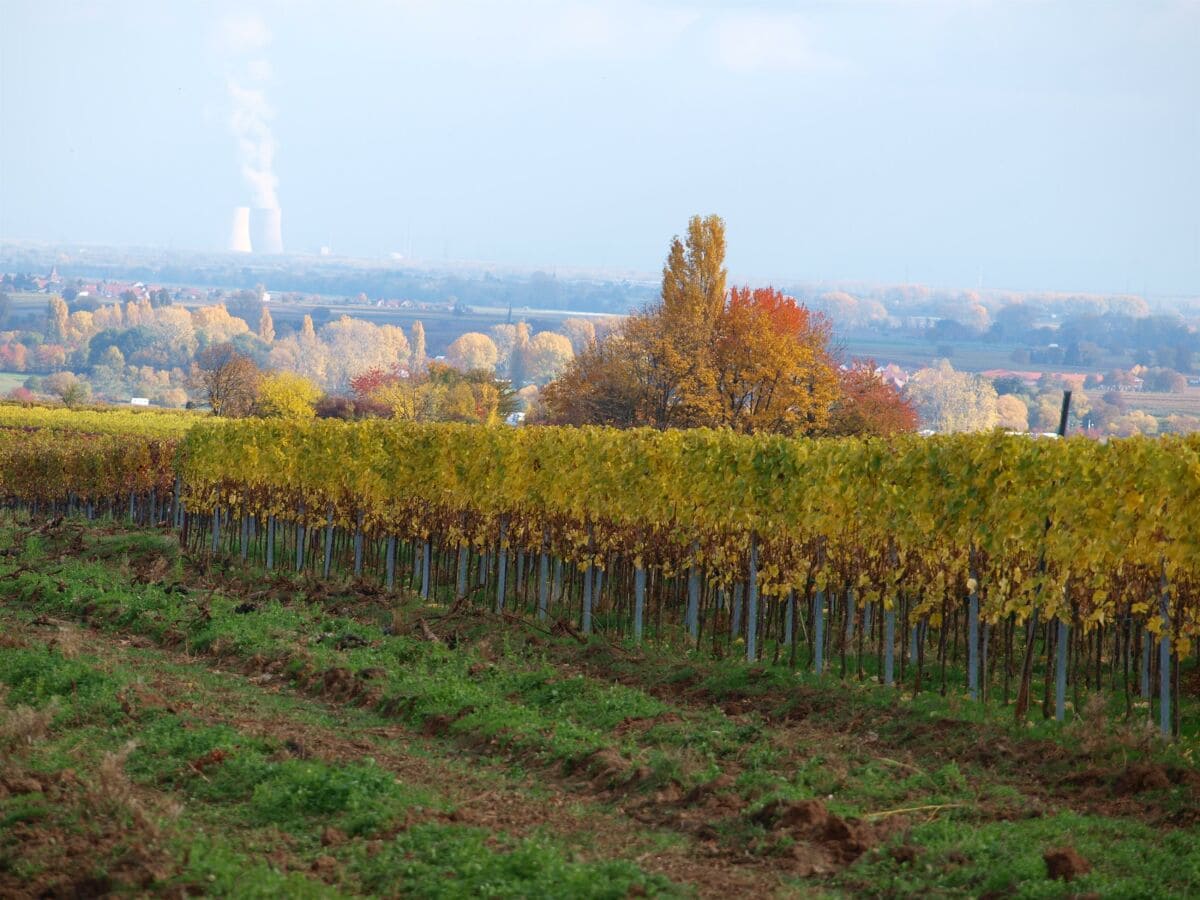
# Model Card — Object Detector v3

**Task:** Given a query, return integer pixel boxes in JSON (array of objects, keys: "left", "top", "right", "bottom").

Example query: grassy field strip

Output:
[
  {"left": 0, "top": 610, "right": 688, "bottom": 897},
  {"left": 3, "top": 517, "right": 1200, "bottom": 897}
]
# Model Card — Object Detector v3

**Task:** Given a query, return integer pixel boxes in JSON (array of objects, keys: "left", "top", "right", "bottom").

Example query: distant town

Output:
[{"left": 1, "top": 242, "right": 1198, "bottom": 436}]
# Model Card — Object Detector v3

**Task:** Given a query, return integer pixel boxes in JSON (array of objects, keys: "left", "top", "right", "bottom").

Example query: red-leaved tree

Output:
[
  {"left": 349, "top": 366, "right": 402, "bottom": 400},
  {"left": 826, "top": 359, "right": 918, "bottom": 436}
]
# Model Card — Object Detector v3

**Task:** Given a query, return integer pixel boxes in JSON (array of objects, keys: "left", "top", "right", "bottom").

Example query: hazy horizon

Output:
[{"left": 2, "top": 1, "right": 1198, "bottom": 297}]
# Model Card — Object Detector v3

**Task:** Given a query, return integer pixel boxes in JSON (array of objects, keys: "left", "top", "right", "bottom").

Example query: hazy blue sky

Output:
[{"left": 2, "top": 1, "right": 1198, "bottom": 295}]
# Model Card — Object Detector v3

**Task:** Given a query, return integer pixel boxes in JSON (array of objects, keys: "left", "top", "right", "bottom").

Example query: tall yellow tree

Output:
[
  {"left": 625, "top": 213, "right": 726, "bottom": 427},
  {"left": 411, "top": 320, "right": 427, "bottom": 373},
  {"left": 45, "top": 296, "right": 70, "bottom": 343},
  {"left": 508, "top": 321, "right": 531, "bottom": 386}
]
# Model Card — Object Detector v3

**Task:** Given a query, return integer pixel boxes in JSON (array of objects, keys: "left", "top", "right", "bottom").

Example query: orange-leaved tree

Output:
[{"left": 712, "top": 286, "right": 839, "bottom": 433}]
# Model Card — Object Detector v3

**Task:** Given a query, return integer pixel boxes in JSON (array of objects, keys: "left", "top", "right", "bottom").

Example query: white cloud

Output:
[
  {"left": 713, "top": 12, "right": 829, "bottom": 73},
  {"left": 366, "top": 1, "right": 697, "bottom": 62},
  {"left": 218, "top": 12, "right": 271, "bottom": 54},
  {"left": 246, "top": 58, "right": 274, "bottom": 81},
  {"left": 542, "top": 4, "right": 700, "bottom": 59}
]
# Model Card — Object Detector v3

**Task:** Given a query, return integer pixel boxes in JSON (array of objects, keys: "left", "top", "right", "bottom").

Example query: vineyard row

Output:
[{"left": 1, "top": 414, "right": 1197, "bottom": 736}]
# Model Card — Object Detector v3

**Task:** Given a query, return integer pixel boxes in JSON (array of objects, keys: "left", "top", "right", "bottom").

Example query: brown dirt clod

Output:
[
  {"left": 1114, "top": 763, "right": 1172, "bottom": 795},
  {"left": 321, "top": 826, "right": 348, "bottom": 847},
  {"left": 890, "top": 844, "right": 921, "bottom": 865},
  {"left": 1044, "top": 846, "right": 1091, "bottom": 882},
  {"left": 750, "top": 798, "right": 877, "bottom": 867}
]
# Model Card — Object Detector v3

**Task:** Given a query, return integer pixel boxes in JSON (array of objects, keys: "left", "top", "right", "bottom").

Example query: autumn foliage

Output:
[
  {"left": 347, "top": 362, "right": 517, "bottom": 425},
  {"left": 543, "top": 215, "right": 914, "bottom": 438},
  {"left": 713, "top": 286, "right": 838, "bottom": 433},
  {"left": 349, "top": 366, "right": 403, "bottom": 399},
  {"left": 826, "top": 360, "right": 919, "bottom": 436}
]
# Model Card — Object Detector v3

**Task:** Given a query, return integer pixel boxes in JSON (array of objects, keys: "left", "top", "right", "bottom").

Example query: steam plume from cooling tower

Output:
[
  {"left": 229, "top": 206, "right": 252, "bottom": 253},
  {"left": 220, "top": 12, "right": 282, "bottom": 252},
  {"left": 228, "top": 78, "right": 279, "bottom": 211}
]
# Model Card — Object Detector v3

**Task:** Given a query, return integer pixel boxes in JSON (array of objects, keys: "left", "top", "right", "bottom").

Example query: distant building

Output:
[{"left": 878, "top": 363, "right": 909, "bottom": 389}]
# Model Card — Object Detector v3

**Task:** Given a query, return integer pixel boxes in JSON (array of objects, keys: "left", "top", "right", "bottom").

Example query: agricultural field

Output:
[
  {"left": 836, "top": 334, "right": 1027, "bottom": 373},
  {"left": 1116, "top": 389, "right": 1200, "bottom": 418},
  {"left": 2, "top": 515, "right": 1199, "bottom": 897}
]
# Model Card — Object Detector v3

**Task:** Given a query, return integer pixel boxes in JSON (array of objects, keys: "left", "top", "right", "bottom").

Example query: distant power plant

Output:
[
  {"left": 227, "top": 206, "right": 283, "bottom": 254},
  {"left": 229, "top": 207, "right": 252, "bottom": 253},
  {"left": 251, "top": 207, "right": 284, "bottom": 254}
]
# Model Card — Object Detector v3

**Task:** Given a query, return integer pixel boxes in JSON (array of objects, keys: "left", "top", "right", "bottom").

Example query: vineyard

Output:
[
  {"left": 3, "top": 405, "right": 1200, "bottom": 896},
  {"left": 0, "top": 406, "right": 1197, "bottom": 736}
]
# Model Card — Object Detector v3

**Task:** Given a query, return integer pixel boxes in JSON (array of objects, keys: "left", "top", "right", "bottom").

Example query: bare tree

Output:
[{"left": 191, "top": 343, "right": 261, "bottom": 417}]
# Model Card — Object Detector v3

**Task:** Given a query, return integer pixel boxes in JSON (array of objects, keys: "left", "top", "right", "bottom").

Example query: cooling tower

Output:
[
  {"left": 229, "top": 207, "right": 253, "bottom": 253},
  {"left": 250, "top": 207, "right": 284, "bottom": 254}
]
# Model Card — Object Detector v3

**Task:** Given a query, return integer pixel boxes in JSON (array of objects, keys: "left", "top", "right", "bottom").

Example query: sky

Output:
[{"left": 2, "top": 0, "right": 1198, "bottom": 297}]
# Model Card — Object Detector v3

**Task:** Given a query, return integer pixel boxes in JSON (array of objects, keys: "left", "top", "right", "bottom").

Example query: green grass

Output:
[
  {"left": 3, "top": 515, "right": 1200, "bottom": 897},
  {"left": 837, "top": 811, "right": 1200, "bottom": 898},
  {"left": 343, "top": 823, "right": 662, "bottom": 899},
  {"left": 0, "top": 608, "right": 677, "bottom": 897},
  {"left": 180, "top": 841, "right": 343, "bottom": 899}
]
